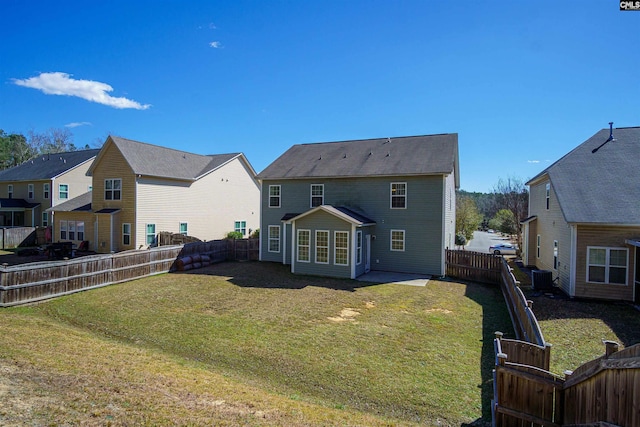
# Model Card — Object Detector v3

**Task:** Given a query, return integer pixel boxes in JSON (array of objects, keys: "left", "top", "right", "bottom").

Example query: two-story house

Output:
[
  {"left": 51, "top": 136, "right": 260, "bottom": 253},
  {"left": 522, "top": 125, "right": 640, "bottom": 302},
  {"left": 0, "top": 149, "right": 99, "bottom": 229},
  {"left": 256, "top": 134, "right": 459, "bottom": 279}
]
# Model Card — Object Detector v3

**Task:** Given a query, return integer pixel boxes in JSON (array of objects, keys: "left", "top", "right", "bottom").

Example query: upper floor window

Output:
[
  {"left": 43, "top": 183, "right": 50, "bottom": 199},
  {"left": 311, "top": 184, "right": 324, "bottom": 207},
  {"left": 269, "top": 185, "right": 281, "bottom": 208},
  {"left": 587, "top": 247, "right": 628, "bottom": 285},
  {"left": 545, "top": 183, "right": 550, "bottom": 210},
  {"left": 59, "top": 184, "right": 68, "bottom": 200},
  {"left": 105, "top": 179, "right": 122, "bottom": 200},
  {"left": 28, "top": 184, "right": 34, "bottom": 199},
  {"left": 390, "top": 182, "right": 407, "bottom": 209},
  {"left": 8, "top": 184, "right": 13, "bottom": 199}
]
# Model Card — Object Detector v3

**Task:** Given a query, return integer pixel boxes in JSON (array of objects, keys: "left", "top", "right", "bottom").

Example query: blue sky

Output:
[{"left": 1, "top": 1, "right": 638, "bottom": 192}]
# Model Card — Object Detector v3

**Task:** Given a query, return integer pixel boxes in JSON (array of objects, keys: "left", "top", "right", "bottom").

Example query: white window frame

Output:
[
  {"left": 234, "top": 221, "right": 247, "bottom": 236},
  {"left": 553, "top": 240, "right": 558, "bottom": 270},
  {"left": 43, "top": 183, "right": 50, "bottom": 199},
  {"left": 536, "top": 235, "right": 541, "bottom": 258},
  {"left": 60, "top": 220, "right": 67, "bottom": 240},
  {"left": 390, "top": 182, "right": 407, "bottom": 209},
  {"left": 59, "top": 184, "right": 69, "bottom": 200},
  {"left": 310, "top": 184, "right": 324, "bottom": 208},
  {"left": 42, "top": 212, "right": 48, "bottom": 227},
  {"left": 8, "top": 184, "right": 13, "bottom": 199},
  {"left": 545, "top": 183, "right": 550, "bottom": 210},
  {"left": 146, "top": 223, "right": 156, "bottom": 246},
  {"left": 356, "top": 230, "right": 362, "bottom": 264},
  {"left": 391, "top": 229, "right": 405, "bottom": 252},
  {"left": 586, "top": 246, "right": 628, "bottom": 285},
  {"left": 68, "top": 221, "right": 76, "bottom": 240},
  {"left": 334, "top": 231, "right": 349, "bottom": 266},
  {"left": 105, "top": 178, "right": 122, "bottom": 201},
  {"left": 269, "top": 185, "right": 281, "bottom": 208},
  {"left": 315, "top": 230, "right": 329, "bottom": 264},
  {"left": 297, "top": 229, "right": 310, "bottom": 262},
  {"left": 179, "top": 222, "right": 188, "bottom": 236},
  {"left": 77, "top": 222, "right": 85, "bottom": 241},
  {"left": 268, "top": 225, "right": 280, "bottom": 253},
  {"left": 123, "top": 223, "right": 131, "bottom": 246},
  {"left": 27, "top": 183, "right": 34, "bottom": 199}
]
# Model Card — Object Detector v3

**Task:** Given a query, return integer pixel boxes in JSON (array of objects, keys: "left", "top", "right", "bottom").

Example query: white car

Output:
[{"left": 489, "top": 243, "right": 517, "bottom": 255}]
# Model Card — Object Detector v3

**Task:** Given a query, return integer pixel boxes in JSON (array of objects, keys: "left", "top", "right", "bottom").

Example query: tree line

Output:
[
  {"left": 456, "top": 177, "right": 528, "bottom": 252},
  {"left": 0, "top": 128, "right": 92, "bottom": 170}
]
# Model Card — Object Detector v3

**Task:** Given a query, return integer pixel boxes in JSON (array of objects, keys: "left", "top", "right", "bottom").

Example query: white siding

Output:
[{"left": 135, "top": 157, "right": 260, "bottom": 245}]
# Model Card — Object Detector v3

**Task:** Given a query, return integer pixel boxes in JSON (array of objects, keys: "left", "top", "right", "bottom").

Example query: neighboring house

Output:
[
  {"left": 0, "top": 149, "right": 99, "bottom": 228},
  {"left": 256, "top": 134, "right": 459, "bottom": 279},
  {"left": 522, "top": 125, "right": 640, "bottom": 302},
  {"left": 51, "top": 136, "right": 260, "bottom": 253}
]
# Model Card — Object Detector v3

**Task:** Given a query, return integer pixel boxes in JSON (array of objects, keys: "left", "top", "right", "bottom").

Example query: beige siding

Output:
[
  {"left": 135, "top": 157, "right": 260, "bottom": 246},
  {"left": 90, "top": 142, "right": 136, "bottom": 253},
  {"left": 528, "top": 178, "right": 572, "bottom": 294},
  {"left": 52, "top": 161, "right": 94, "bottom": 207},
  {"left": 574, "top": 225, "right": 638, "bottom": 301},
  {"left": 54, "top": 211, "right": 95, "bottom": 249}
]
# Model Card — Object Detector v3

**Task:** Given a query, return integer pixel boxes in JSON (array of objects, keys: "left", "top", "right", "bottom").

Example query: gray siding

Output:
[{"left": 260, "top": 175, "right": 447, "bottom": 275}]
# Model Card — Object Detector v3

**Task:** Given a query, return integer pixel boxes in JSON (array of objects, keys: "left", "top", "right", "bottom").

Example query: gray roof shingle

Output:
[
  {"left": 528, "top": 126, "right": 640, "bottom": 224},
  {"left": 257, "top": 134, "right": 458, "bottom": 180},
  {"left": 46, "top": 191, "right": 92, "bottom": 212},
  {"left": 0, "top": 149, "right": 100, "bottom": 182},
  {"left": 100, "top": 136, "right": 241, "bottom": 181}
]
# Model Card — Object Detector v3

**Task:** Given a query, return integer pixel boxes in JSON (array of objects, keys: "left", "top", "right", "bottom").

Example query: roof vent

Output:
[
  {"left": 592, "top": 122, "right": 616, "bottom": 154},
  {"left": 343, "top": 154, "right": 347, "bottom": 159}
]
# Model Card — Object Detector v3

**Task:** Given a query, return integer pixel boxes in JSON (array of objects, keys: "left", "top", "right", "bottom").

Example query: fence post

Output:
[{"left": 604, "top": 340, "right": 619, "bottom": 357}]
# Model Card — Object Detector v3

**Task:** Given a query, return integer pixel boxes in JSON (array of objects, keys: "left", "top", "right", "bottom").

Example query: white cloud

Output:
[
  {"left": 527, "top": 160, "right": 540, "bottom": 164},
  {"left": 12, "top": 72, "right": 151, "bottom": 110},
  {"left": 65, "top": 121, "right": 92, "bottom": 128},
  {"left": 209, "top": 23, "right": 217, "bottom": 30},
  {"left": 209, "top": 41, "right": 222, "bottom": 48}
]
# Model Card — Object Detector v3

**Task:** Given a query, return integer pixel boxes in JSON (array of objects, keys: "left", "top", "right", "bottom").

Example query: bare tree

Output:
[
  {"left": 27, "top": 128, "right": 75, "bottom": 154},
  {"left": 492, "top": 176, "right": 528, "bottom": 255}
]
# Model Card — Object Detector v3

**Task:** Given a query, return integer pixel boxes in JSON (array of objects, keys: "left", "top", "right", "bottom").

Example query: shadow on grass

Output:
[
  {"left": 175, "top": 260, "right": 379, "bottom": 292},
  {"left": 460, "top": 279, "right": 513, "bottom": 426}
]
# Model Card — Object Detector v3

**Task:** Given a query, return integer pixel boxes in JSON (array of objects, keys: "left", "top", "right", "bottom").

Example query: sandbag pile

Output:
[{"left": 174, "top": 254, "right": 211, "bottom": 271}]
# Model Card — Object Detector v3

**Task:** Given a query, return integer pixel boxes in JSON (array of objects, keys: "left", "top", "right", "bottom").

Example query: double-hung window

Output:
[
  {"left": 587, "top": 247, "right": 628, "bottom": 285},
  {"left": 68, "top": 221, "right": 76, "bottom": 240},
  {"left": 105, "top": 179, "right": 122, "bottom": 200},
  {"left": 545, "top": 183, "right": 550, "bottom": 210},
  {"left": 390, "top": 182, "right": 407, "bottom": 209},
  {"left": 77, "top": 222, "right": 85, "bottom": 241},
  {"left": 235, "top": 221, "right": 246, "bottom": 236},
  {"left": 43, "top": 183, "right": 50, "bottom": 199},
  {"left": 268, "top": 225, "right": 280, "bottom": 252},
  {"left": 28, "top": 184, "right": 34, "bottom": 199},
  {"left": 42, "top": 212, "right": 48, "bottom": 227},
  {"left": 391, "top": 230, "right": 405, "bottom": 251},
  {"left": 297, "top": 229, "right": 310, "bottom": 262},
  {"left": 7, "top": 184, "right": 13, "bottom": 199},
  {"left": 356, "top": 231, "right": 362, "bottom": 264},
  {"left": 59, "top": 184, "right": 69, "bottom": 200},
  {"left": 334, "top": 231, "right": 349, "bottom": 266},
  {"left": 123, "top": 223, "right": 131, "bottom": 246},
  {"left": 179, "top": 222, "right": 188, "bottom": 236},
  {"left": 146, "top": 224, "right": 156, "bottom": 245},
  {"left": 310, "top": 184, "right": 324, "bottom": 207},
  {"left": 315, "top": 230, "right": 329, "bottom": 264},
  {"left": 269, "top": 185, "right": 281, "bottom": 208},
  {"left": 60, "top": 220, "right": 67, "bottom": 240}
]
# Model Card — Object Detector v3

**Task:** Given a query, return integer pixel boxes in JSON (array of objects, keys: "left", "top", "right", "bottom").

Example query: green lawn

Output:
[{"left": 0, "top": 261, "right": 512, "bottom": 426}]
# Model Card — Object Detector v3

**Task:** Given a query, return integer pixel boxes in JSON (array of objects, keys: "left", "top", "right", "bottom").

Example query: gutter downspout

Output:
[{"left": 570, "top": 224, "right": 577, "bottom": 297}]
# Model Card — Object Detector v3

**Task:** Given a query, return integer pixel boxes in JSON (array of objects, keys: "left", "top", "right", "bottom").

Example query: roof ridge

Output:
[{"left": 297, "top": 133, "right": 456, "bottom": 146}]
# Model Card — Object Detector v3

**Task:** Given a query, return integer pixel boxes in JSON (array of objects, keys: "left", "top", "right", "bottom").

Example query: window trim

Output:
[
  {"left": 123, "top": 223, "right": 131, "bottom": 246},
  {"left": 105, "top": 178, "right": 122, "bottom": 201},
  {"left": 536, "top": 235, "right": 541, "bottom": 258},
  {"left": 269, "top": 185, "right": 281, "bottom": 208},
  {"left": 310, "top": 184, "right": 324, "bottom": 208},
  {"left": 268, "top": 225, "right": 280, "bottom": 253},
  {"left": 545, "top": 183, "right": 550, "bottom": 210},
  {"left": 297, "top": 229, "right": 311, "bottom": 263},
  {"left": 586, "top": 246, "right": 628, "bottom": 286},
  {"left": 8, "top": 184, "right": 13, "bottom": 199},
  {"left": 553, "top": 240, "right": 558, "bottom": 270},
  {"left": 234, "top": 220, "right": 246, "bottom": 236},
  {"left": 356, "top": 230, "right": 362, "bottom": 264},
  {"left": 315, "top": 230, "right": 329, "bottom": 264},
  {"left": 179, "top": 222, "right": 188, "bottom": 236},
  {"left": 43, "top": 183, "right": 50, "bottom": 199},
  {"left": 334, "top": 231, "right": 349, "bottom": 266},
  {"left": 27, "top": 183, "right": 34, "bottom": 199},
  {"left": 60, "top": 220, "right": 67, "bottom": 240},
  {"left": 146, "top": 223, "right": 156, "bottom": 246},
  {"left": 390, "top": 182, "right": 407, "bottom": 209},
  {"left": 390, "top": 229, "right": 405, "bottom": 252},
  {"left": 42, "top": 212, "right": 48, "bottom": 227}
]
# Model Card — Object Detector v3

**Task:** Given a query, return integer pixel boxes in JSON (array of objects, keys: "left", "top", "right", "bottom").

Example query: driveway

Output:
[{"left": 465, "top": 230, "right": 515, "bottom": 254}]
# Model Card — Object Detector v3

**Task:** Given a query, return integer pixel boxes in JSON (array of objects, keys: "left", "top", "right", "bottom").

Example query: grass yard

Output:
[{"left": 0, "top": 261, "right": 511, "bottom": 426}]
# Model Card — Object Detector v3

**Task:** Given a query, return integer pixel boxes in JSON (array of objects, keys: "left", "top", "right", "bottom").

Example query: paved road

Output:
[{"left": 465, "top": 230, "right": 513, "bottom": 254}]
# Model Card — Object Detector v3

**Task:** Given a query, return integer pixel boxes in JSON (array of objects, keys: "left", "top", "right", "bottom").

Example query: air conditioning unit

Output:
[{"left": 532, "top": 270, "right": 553, "bottom": 291}]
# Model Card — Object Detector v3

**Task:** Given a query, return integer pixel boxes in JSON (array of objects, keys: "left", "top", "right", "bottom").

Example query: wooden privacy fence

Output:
[
  {"left": 0, "top": 227, "right": 38, "bottom": 249},
  {"left": 445, "top": 249, "right": 502, "bottom": 284},
  {"left": 0, "top": 238, "right": 260, "bottom": 307}
]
